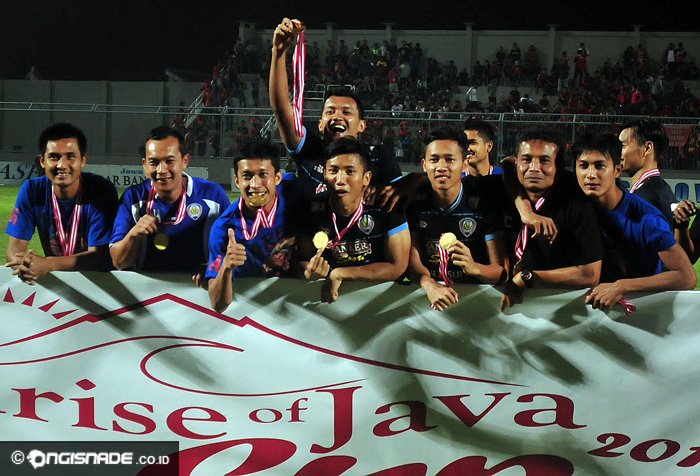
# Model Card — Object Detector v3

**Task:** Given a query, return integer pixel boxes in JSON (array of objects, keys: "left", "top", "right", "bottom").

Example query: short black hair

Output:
[
  {"left": 517, "top": 127, "right": 565, "bottom": 170},
  {"left": 144, "top": 125, "right": 187, "bottom": 155},
  {"left": 571, "top": 133, "right": 623, "bottom": 166},
  {"left": 38, "top": 123, "right": 87, "bottom": 155},
  {"left": 323, "top": 86, "right": 365, "bottom": 120},
  {"left": 424, "top": 126, "right": 471, "bottom": 158},
  {"left": 322, "top": 136, "right": 370, "bottom": 172},
  {"left": 620, "top": 118, "right": 669, "bottom": 160},
  {"left": 463, "top": 118, "right": 495, "bottom": 143},
  {"left": 234, "top": 139, "right": 281, "bottom": 173}
]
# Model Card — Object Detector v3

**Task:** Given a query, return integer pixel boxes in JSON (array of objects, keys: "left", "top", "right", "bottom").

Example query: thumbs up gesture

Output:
[{"left": 225, "top": 228, "right": 247, "bottom": 270}]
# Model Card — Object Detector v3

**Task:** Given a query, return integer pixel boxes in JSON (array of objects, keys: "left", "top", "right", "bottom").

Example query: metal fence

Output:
[{"left": 1, "top": 102, "right": 699, "bottom": 171}]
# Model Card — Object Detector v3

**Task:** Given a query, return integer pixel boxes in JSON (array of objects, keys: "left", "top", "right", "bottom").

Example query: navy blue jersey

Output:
[
  {"left": 289, "top": 127, "right": 402, "bottom": 201},
  {"left": 110, "top": 174, "right": 230, "bottom": 273},
  {"left": 205, "top": 175, "right": 299, "bottom": 279},
  {"left": 302, "top": 198, "right": 408, "bottom": 268},
  {"left": 598, "top": 189, "right": 677, "bottom": 281},
  {"left": 407, "top": 181, "right": 504, "bottom": 284},
  {"left": 6, "top": 173, "right": 117, "bottom": 265}
]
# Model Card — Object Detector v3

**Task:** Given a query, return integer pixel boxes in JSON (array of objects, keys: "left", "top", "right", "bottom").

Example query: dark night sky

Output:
[{"left": 1, "top": 0, "right": 697, "bottom": 81}]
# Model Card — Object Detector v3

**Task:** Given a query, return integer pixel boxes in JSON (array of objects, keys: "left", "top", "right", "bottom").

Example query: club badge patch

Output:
[
  {"left": 187, "top": 203, "right": 203, "bottom": 220},
  {"left": 358, "top": 214, "right": 375, "bottom": 235},
  {"left": 459, "top": 217, "right": 477, "bottom": 238}
]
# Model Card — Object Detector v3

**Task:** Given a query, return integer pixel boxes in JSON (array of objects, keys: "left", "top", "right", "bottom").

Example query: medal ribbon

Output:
[
  {"left": 238, "top": 197, "right": 278, "bottom": 240},
  {"left": 438, "top": 234, "right": 454, "bottom": 288},
  {"left": 51, "top": 189, "right": 83, "bottom": 256},
  {"left": 514, "top": 196, "right": 546, "bottom": 260},
  {"left": 292, "top": 30, "right": 306, "bottom": 137},
  {"left": 329, "top": 201, "right": 364, "bottom": 248},
  {"left": 146, "top": 178, "right": 187, "bottom": 226},
  {"left": 629, "top": 168, "right": 660, "bottom": 193}
]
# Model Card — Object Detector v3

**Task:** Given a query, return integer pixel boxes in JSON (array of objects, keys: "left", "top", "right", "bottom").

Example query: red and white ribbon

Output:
[
  {"left": 292, "top": 30, "right": 306, "bottom": 137},
  {"left": 329, "top": 201, "right": 364, "bottom": 248},
  {"left": 514, "top": 196, "right": 546, "bottom": 260},
  {"left": 51, "top": 190, "right": 83, "bottom": 256},
  {"left": 438, "top": 235, "right": 454, "bottom": 288},
  {"left": 618, "top": 296, "right": 637, "bottom": 315},
  {"left": 238, "top": 197, "right": 278, "bottom": 241},
  {"left": 146, "top": 178, "right": 187, "bottom": 226},
  {"left": 629, "top": 168, "right": 660, "bottom": 194}
]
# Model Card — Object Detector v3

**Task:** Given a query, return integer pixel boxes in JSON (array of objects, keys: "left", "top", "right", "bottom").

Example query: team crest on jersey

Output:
[
  {"left": 358, "top": 214, "right": 375, "bottom": 235},
  {"left": 417, "top": 220, "right": 427, "bottom": 229},
  {"left": 459, "top": 217, "right": 477, "bottom": 238},
  {"left": 187, "top": 203, "right": 203, "bottom": 220}
]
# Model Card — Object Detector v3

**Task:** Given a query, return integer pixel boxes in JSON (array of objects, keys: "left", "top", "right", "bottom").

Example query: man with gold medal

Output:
[
  {"left": 206, "top": 140, "right": 300, "bottom": 313},
  {"left": 110, "top": 126, "right": 229, "bottom": 274}
]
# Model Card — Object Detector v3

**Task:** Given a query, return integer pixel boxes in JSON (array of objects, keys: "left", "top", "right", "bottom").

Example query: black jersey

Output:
[
  {"left": 518, "top": 187, "right": 605, "bottom": 271},
  {"left": 302, "top": 198, "right": 408, "bottom": 268},
  {"left": 290, "top": 129, "right": 403, "bottom": 202},
  {"left": 632, "top": 175, "right": 676, "bottom": 226},
  {"left": 407, "top": 180, "right": 504, "bottom": 284}
]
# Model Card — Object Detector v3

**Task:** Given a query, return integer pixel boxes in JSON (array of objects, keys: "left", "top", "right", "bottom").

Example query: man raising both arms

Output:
[
  {"left": 269, "top": 18, "right": 402, "bottom": 203},
  {"left": 5, "top": 123, "right": 117, "bottom": 283}
]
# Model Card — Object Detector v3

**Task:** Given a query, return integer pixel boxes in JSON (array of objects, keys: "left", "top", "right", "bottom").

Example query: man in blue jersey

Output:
[
  {"left": 407, "top": 127, "right": 508, "bottom": 311},
  {"left": 298, "top": 137, "right": 410, "bottom": 303},
  {"left": 110, "top": 126, "right": 230, "bottom": 274},
  {"left": 206, "top": 140, "right": 299, "bottom": 312},
  {"left": 5, "top": 123, "right": 117, "bottom": 284},
  {"left": 574, "top": 133, "right": 696, "bottom": 311}
]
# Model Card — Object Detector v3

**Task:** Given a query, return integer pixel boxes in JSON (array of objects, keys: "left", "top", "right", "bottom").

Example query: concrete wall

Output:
[
  {"left": 0, "top": 80, "right": 201, "bottom": 156},
  {"left": 258, "top": 25, "right": 700, "bottom": 75}
]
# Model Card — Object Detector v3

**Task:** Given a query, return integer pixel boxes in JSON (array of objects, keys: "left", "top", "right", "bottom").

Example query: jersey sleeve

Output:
[
  {"left": 5, "top": 180, "right": 36, "bottom": 241},
  {"left": 385, "top": 207, "right": 409, "bottom": 237},
  {"left": 110, "top": 188, "right": 139, "bottom": 244},
  {"left": 641, "top": 214, "right": 677, "bottom": 252}
]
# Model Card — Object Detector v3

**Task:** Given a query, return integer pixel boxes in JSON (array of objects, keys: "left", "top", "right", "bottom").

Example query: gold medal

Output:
[
  {"left": 248, "top": 195, "right": 267, "bottom": 207},
  {"left": 154, "top": 232, "right": 169, "bottom": 251},
  {"left": 312, "top": 231, "right": 329, "bottom": 250},
  {"left": 439, "top": 232, "right": 457, "bottom": 250}
]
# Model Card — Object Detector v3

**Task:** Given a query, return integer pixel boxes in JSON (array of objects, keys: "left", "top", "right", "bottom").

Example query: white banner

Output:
[
  {"left": 1, "top": 268, "right": 699, "bottom": 475},
  {"left": 84, "top": 165, "right": 209, "bottom": 188},
  {"left": 0, "top": 163, "right": 208, "bottom": 186}
]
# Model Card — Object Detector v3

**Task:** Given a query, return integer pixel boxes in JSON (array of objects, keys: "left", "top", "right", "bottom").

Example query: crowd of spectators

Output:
[{"left": 184, "top": 35, "right": 699, "bottom": 160}]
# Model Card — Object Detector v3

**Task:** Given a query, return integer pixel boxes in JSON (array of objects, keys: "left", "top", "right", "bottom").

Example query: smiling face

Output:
[
  {"left": 422, "top": 139, "right": 465, "bottom": 193},
  {"left": 516, "top": 139, "right": 558, "bottom": 197},
  {"left": 464, "top": 129, "right": 492, "bottom": 170},
  {"left": 324, "top": 153, "right": 371, "bottom": 214},
  {"left": 40, "top": 138, "right": 86, "bottom": 198},
  {"left": 142, "top": 136, "right": 190, "bottom": 199},
  {"left": 576, "top": 149, "right": 623, "bottom": 201},
  {"left": 234, "top": 159, "right": 281, "bottom": 211},
  {"left": 318, "top": 95, "right": 366, "bottom": 141}
]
